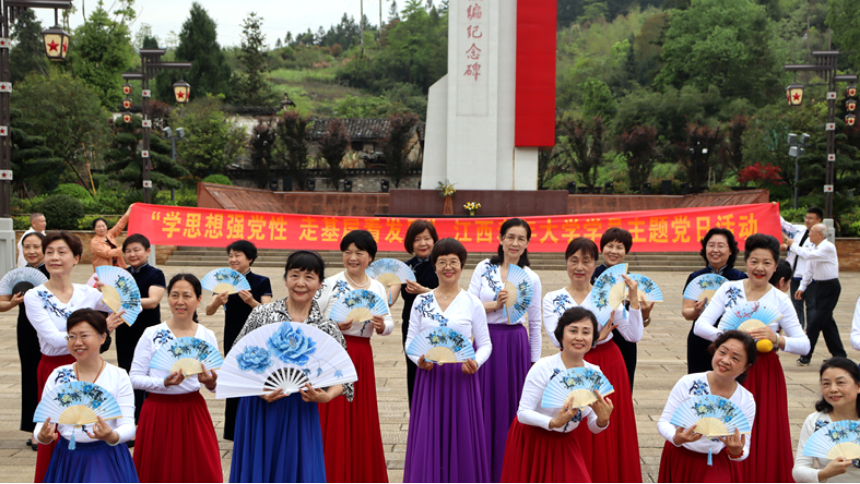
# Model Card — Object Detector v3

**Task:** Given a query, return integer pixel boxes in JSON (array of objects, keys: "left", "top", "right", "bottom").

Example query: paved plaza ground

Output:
[{"left": 0, "top": 264, "right": 858, "bottom": 482}]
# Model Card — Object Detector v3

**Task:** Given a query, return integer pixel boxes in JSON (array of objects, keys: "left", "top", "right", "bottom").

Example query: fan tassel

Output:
[
  {"left": 707, "top": 444, "right": 712, "bottom": 466},
  {"left": 69, "top": 429, "right": 76, "bottom": 451}
]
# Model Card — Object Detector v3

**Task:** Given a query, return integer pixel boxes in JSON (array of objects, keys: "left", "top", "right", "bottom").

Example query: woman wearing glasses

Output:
[{"left": 468, "top": 218, "right": 542, "bottom": 482}]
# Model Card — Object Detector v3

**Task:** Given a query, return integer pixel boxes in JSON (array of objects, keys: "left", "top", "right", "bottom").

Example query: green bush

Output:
[
  {"left": 780, "top": 207, "right": 807, "bottom": 224},
  {"left": 201, "top": 174, "right": 233, "bottom": 186},
  {"left": 13, "top": 216, "right": 31, "bottom": 231},
  {"left": 154, "top": 188, "right": 198, "bottom": 207},
  {"left": 52, "top": 183, "right": 93, "bottom": 201},
  {"left": 39, "top": 194, "right": 85, "bottom": 230}
]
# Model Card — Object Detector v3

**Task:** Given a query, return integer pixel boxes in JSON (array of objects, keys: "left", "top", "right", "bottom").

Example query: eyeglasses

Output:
[
  {"left": 436, "top": 260, "right": 461, "bottom": 268},
  {"left": 66, "top": 334, "right": 94, "bottom": 343}
]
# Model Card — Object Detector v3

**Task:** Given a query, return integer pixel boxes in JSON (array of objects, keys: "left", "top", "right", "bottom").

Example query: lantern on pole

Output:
[
  {"left": 847, "top": 114, "right": 857, "bottom": 127},
  {"left": 122, "top": 82, "right": 133, "bottom": 96},
  {"left": 848, "top": 99, "right": 857, "bottom": 112},
  {"left": 42, "top": 25, "right": 70, "bottom": 61},
  {"left": 122, "top": 97, "right": 133, "bottom": 110},
  {"left": 173, "top": 79, "right": 190, "bottom": 104},
  {"left": 786, "top": 84, "right": 805, "bottom": 106},
  {"left": 848, "top": 85, "right": 858, "bottom": 98},
  {"left": 122, "top": 113, "right": 133, "bottom": 124}
]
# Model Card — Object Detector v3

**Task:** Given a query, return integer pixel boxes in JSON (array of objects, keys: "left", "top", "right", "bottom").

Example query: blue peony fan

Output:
[
  {"left": 717, "top": 301, "right": 782, "bottom": 334},
  {"left": 683, "top": 274, "right": 728, "bottom": 304},
  {"left": 216, "top": 322, "right": 357, "bottom": 399},
  {"left": 590, "top": 263, "right": 628, "bottom": 321},
  {"left": 406, "top": 327, "right": 476, "bottom": 364},
  {"left": 329, "top": 289, "right": 390, "bottom": 337},
  {"left": 629, "top": 274, "right": 663, "bottom": 303},
  {"left": 670, "top": 394, "right": 752, "bottom": 438},
  {"left": 0, "top": 267, "right": 48, "bottom": 296},
  {"left": 33, "top": 381, "right": 122, "bottom": 450},
  {"left": 96, "top": 266, "right": 142, "bottom": 326},
  {"left": 150, "top": 337, "right": 224, "bottom": 376},
  {"left": 541, "top": 367, "right": 614, "bottom": 409},
  {"left": 803, "top": 420, "right": 860, "bottom": 460},
  {"left": 499, "top": 264, "right": 533, "bottom": 324},
  {"left": 201, "top": 268, "right": 251, "bottom": 295},
  {"left": 366, "top": 258, "right": 415, "bottom": 288}
]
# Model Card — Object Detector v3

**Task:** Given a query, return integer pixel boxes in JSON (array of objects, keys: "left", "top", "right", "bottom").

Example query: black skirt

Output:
[{"left": 17, "top": 307, "right": 42, "bottom": 432}]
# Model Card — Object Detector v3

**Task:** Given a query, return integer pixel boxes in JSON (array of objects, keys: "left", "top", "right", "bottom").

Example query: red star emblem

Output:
[
  {"left": 0, "top": 128, "right": 6, "bottom": 135},
  {"left": 0, "top": 40, "right": 6, "bottom": 47},
  {"left": 177, "top": 91, "right": 185, "bottom": 100},
  {"left": 63, "top": 40, "right": 68, "bottom": 53},
  {"left": 793, "top": 93, "right": 801, "bottom": 101},
  {"left": 47, "top": 39, "right": 59, "bottom": 52},
  {"left": 1, "top": 173, "right": 8, "bottom": 179}
]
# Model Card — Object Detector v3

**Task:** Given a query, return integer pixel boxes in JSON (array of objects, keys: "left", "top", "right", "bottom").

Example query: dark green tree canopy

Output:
[{"left": 10, "top": 9, "right": 49, "bottom": 84}]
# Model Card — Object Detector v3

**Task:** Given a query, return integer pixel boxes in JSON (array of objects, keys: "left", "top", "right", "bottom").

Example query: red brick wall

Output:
[{"left": 836, "top": 239, "right": 860, "bottom": 272}]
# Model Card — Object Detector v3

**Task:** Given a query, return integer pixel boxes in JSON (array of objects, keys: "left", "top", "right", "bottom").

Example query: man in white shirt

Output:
[
  {"left": 16, "top": 212, "right": 46, "bottom": 268},
  {"left": 780, "top": 206, "right": 823, "bottom": 329},
  {"left": 789, "top": 223, "right": 847, "bottom": 365}
]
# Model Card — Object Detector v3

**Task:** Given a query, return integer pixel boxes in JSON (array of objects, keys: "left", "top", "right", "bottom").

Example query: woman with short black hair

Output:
[{"left": 90, "top": 207, "right": 131, "bottom": 270}]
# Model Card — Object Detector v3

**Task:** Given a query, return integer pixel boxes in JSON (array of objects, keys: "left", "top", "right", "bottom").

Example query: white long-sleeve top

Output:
[
  {"left": 694, "top": 280, "right": 810, "bottom": 356},
  {"left": 541, "top": 287, "right": 643, "bottom": 349},
  {"left": 405, "top": 289, "right": 492, "bottom": 368},
  {"left": 657, "top": 372, "right": 756, "bottom": 460},
  {"left": 130, "top": 322, "right": 219, "bottom": 395},
  {"left": 793, "top": 411, "right": 860, "bottom": 483},
  {"left": 34, "top": 363, "right": 136, "bottom": 446},
  {"left": 792, "top": 239, "right": 840, "bottom": 291},
  {"left": 315, "top": 271, "right": 394, "bottom": 338},
  {"left": 23, "top": 283, "right": 111, "bottom": 356},
  {"left": 851, "top": 296, "right": 860, "bottom": 351},
  {"left": 517, "top": 352, "right": 610, "bottom": 434},
  {"left": 468, "top": 259, "right": 543, "bottom": 362},
  {"left": 781, "top": 217, "right": 813, "bottom": 278}
]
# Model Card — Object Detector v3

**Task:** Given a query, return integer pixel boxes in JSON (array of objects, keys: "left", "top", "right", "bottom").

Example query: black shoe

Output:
[
  {"left": 26, "top": 439, "right": 37, "bottom": 451},
  {"left": 126, "top": 440, "right": 134, "bottom": 449},
  {"left": 797, "top": 356, "right": 811, "bottom": 366}
]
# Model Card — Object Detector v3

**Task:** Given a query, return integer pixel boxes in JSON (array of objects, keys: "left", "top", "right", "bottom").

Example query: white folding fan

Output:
[
  {"left": 216, "top": 322, "right": 357, "bottom": 399},
  {"left": 33, "top": 381, "right": 122, "bottom": 450},
  {"left": 150, "top": 337, "right": 224, "bottom": 376},
  {"left": 541, "top": 367, "right": 615, "bottom": 409},
  {"left": 406, "top": 327, "right": 476, "bottom": 364},
  {"left": 329, "top": 289, "right": 390, "bottom": 338},
  {"left": 717, "top": 301, "right": 782, "bottom": 333},
  {"left": 95, "top": 266, "right": 142, "bottom": 326},
  {"left": 0, "top": 267, "right": 48, "bottom": 296},
  {"left": 670, "top": 394, "right": 752, "bottom": 438},
  {"left": 803, "top": 420, "right": 860, "bottom": 461},
  {"left": 683, "top": 274, "right": 728, "bottom": 303},
  {"left": 628, "top": 274, "right": 663, "bottom": 303},
  {"left": 201, "top": 268, "right": 251, "bottom": 295},
  {"left": 499, "top": 264, "right": 533, "bottom": 324},
  {"left": 366, "top": 259, "right": 415, "bottom": 287},
  {"left": 590, "top": 263, "right": 628, "bottom": 321}
]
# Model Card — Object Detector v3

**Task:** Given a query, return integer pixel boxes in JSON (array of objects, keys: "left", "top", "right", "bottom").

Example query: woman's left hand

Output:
[
  {"left": 86, "top": 416, "right": 119, "bottom": 445},
  {"left": 598, "top": 310, "right": 618, "bottom": 342},
  {"left": 718, "top": 428, "right": 745, "bottom": 458},
  {"left": 237, "top": 289, "right": 255, "bottom": 306},
  {"left": 197, "top": 364, "right": 217, "bottom": 391},
  {"left": 371, "top": 315, "right": 386, "bottom": 334},
  {"left": 641, "top": 301, "right": 655, "bottom": 326},
  {"left": 94, "top": 275, "right": 103, "bottom": 292},
  {"left": 406, "top": 280, "right": 428, "bottom": 295},
  {"left": 338, "top": 318, "right": 353, "bottom": 332},
  {"left": 301, "top": 383, "right": 332, "bottom": 403},
  {"left": 621, "top": 274, "right": 640, "bottom": 309},
  {"left": 590, "top": 390, "right": 614, "bottom": 427},
  {"left": 461, "top": 359, "right": 478, "bottom": 375},
  {"left": 106, "top": 310, "right": 125, "bottom": 333},
  {"left": 748, "top": 325, "right": 778, "bottom": 345}
]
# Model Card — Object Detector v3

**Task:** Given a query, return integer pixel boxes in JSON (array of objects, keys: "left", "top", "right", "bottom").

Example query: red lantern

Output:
[
  {"left": 848, "top": 99, "right": 858, "bottom": 112},
  {"left": 847, "top": 114, "right": 857, "bottom": 127},
  {"left": 848, "top": 85, "right": 858, "bottom": 98},
  {"left": 122, "top": 113, "right": 132, "bottom": 124},
  {"left": 122, "top": 97, "right": 132, "bottom": 110},
  {"left": 122, "top": 82, "right": 133, "bottom": 95},
  {"left": 786, "top": 84, "right": 804, "bottom": 106}
]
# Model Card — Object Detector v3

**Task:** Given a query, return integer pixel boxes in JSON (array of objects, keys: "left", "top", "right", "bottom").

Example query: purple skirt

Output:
[
  {"left": 479, "top": 324, "right": 531, "bottom": 483},
  {"left": 404, "top": 362, "right": 490, "bottom": 483}
]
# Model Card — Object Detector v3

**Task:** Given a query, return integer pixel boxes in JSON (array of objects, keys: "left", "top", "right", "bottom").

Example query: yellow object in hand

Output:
[{"left": 756, "top": 339, "right": 773, "bottom": 353}]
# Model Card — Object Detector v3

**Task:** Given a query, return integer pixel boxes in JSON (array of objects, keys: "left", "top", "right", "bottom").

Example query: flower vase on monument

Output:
[{"left": 438, "top": 180, "right": 456, "bottom": 216}]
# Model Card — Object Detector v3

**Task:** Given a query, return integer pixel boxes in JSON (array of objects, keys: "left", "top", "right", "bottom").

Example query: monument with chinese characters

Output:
[{"left": 421, "top": 0, "right": 557, "bottom": 191}]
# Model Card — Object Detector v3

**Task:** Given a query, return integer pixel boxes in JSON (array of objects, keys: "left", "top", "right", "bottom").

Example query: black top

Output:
[
  {"left": 226, "top": 270, "right": 273, "bottom": 328},
  {"left": 127, "top": 263, "right": 166, "bottom": 329},
  {"left": 684, "top": 265, "right": 748, "bottom": 291},
  {"left": 400, "top": 256, "right": 439, "bottom": 323},
  {"left": 591, "top": 263, "right": 610, "bottom": 285}
]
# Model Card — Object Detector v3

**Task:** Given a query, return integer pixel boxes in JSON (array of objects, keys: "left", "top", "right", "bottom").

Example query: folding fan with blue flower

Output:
[
  {"left": 803, "top": 420, "right": 860, "bottom": 461},
  {"left": 717, "top": 301, "right": 782, "bottom": 334},
  {"left": 590, "top": 263, "right": 628, "bottom": 321},
  {"left": 0, "top": 267, "right": 48, "bottom": 296},
  {"left": 96, "top": 266, "right": 142, "bottom": 326},
  {"left": 201, "top": 268, "right": 251, "bottom": 295},
  {"left": 150, "top": 337, "right": 224, "bottom": 376},
  {"left": 670, "top": 394, "right": 752, "bottom": 438},
  {"left": 366, "top": 258, "right": 415, "bottom": 288},
  {"left": 499, "top": 264, "right": 533, "bottom": 324},
  {"left": 406, "top": 327, "right": 476, "bottom": 364},
  {"left": 683, "top": 274, "right": 728, "bottom": 304},
  {"left": 329, "top": 289, "right": 390, "bottom": 337},
  {"left": 541, "top": 367, "right": 614, "bottom": 409},
  {"left": 33, "top": 381, "right": 122, "bottom": 450}
]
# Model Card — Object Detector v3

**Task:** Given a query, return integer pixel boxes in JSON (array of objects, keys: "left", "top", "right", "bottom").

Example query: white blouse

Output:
[
  {"left": 468, "top": 259, "right": 543, "bottom": 362},
  {"left": 34, "top": 363, "right": 136, "bottom": 446},
  {"left": 657, "top": 372, "right": 756, "bottom": 460},
  {"left": 130, "top": 322, "right": 219, "bottom": 395},
  {"left": 694, "top": 280, "right": 811, "bottom": 356},
  {"left": 315, "top": 271, "right": 395, "bottom": 338},
  {"left": 405, "top": 289, "right": 492, "bottom": 367},
  {"left": 23, "top": 284, "right": 111, "bottom": 356},
  {"left": 851, "top": 296, "right": 860, "bottom": 352},
  {"left": 793, "top": 411, "right": 860, "bottom": 483},
  {"left": 517, "top": 352, "right": 609, "bottom": 434},
  {"left": 541, "top": 287, "right": 643, "bottom": 349}
]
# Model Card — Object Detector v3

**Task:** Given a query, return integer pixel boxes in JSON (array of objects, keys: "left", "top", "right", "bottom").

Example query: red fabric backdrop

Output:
[{"left": 515, "top": 0, "right": 557, "bottom": 147}]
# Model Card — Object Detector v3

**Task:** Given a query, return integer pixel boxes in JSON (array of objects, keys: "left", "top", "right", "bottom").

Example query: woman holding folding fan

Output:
[
  {"left": 230, "top": 250, "right": 352, "bottom": 483},
  {"left": 0, "top": 231, "right": 48, "bottom": 451},
  {"left": 541, "top": 237, "right": 642, "bottom": 482},
  {"left": 130, "top": 274, "right": 222, "bottom": 483},
  {"left": 694, "top": 234, "right": 810, "bottom": 483},
  {"left": 793, "top": 357, "right": 860, "bottom": 483},
  {"left": 24, "top": 232, "right": 123, "bottom": 483},
  {"left": 501, "top": 307, "right": 613, "bottom": 483},
  {"left": 683, "top": 228, "right": 748, "bottom": 374},
  {"left": 314, "top": 230, "right": 394, "bottom": 483},
  {"left": 657, "top": 330, "right": 757, "bottom": 482},
  {"left": 404, "top": 238, "right": 492, "bottom": 483},
  {"left": 467, "top": 218, "right": 542, "bottom": 483}
]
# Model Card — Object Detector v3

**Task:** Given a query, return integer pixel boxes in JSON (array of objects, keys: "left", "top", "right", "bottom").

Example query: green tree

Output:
[
  {"left": 10, "top": 9, "right": 49, "bottom": 83},
  {"left": 103, "top": 115, "right": 188, "bottom": 192},
  {"left": 9, "top": 108, "right": 63, "bottom": 197},
  {"left": 611, "top": 85, "right": 714, "bottom": 143},
  {"left": 275, "top": 111, "right": 311, "bottom": 190},
  {"left": 318, "top": 119, "right": 351, "bottom": 190},
  {"left": 235, "top": 13, "right": 275, "bottom": 106},
  {"left": 168, "top": 95, "right": 246, "bottom": 178},
  {"left": 579, "top": 79, "right": 616, "bottom": 119},
  {"left": 555, "top": 117, "right": 606, "bottom": 188},
  {"left": 827, "top": 0, "right": 860, "bottom": 73},
  {"left": 250, "top": 118, "right": 277, "bottom": 189},
  {"left": 619, "top": 125, "right": 659, "bottom": 190},
  {"left": 383, "top": 113, "right": 419, "bottom": 187}
]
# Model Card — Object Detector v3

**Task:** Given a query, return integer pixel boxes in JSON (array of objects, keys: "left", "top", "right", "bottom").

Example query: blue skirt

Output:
[
  {"left": 229, "top": 394, "right": 327, "bottom": 483},
  {"left": 43, "top": 437, "right": 138, "bottom": 483}
]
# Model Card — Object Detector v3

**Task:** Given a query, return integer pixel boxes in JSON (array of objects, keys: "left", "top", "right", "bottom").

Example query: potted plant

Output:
[
  {"left": 437, "top": 179, "right": 457, "bottom": 215},
  {"left": 464, "top": 201, "right": 482, "bottom": 216}
]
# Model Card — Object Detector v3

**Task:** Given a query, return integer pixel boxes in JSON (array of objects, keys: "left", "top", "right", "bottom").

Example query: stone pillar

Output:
[{"left": 0, "top": 218, "right": 16, "bottom": 276}]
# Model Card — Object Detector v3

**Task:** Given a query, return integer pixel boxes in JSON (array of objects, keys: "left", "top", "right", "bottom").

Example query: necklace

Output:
[
  {"left": 75, "top": 358, "right": 106, "bottom": 384},
  {"left": 344, "top": 271, "right": 370, "bottom": 289},
  {"left": 437, "top": 287, "right": 459, "bottom": 300}
]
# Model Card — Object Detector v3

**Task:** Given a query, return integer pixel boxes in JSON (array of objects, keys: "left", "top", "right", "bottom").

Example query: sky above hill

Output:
[{"left": 34, "top": 0, "right": 392, "bottom": 47}]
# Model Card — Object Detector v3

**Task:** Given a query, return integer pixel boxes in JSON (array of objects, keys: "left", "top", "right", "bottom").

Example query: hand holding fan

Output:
[
  {"left": 34, "top": 381, "right": 122, "bottom": 450},
  {"left": 150, "top": 337, "right": 224, "bottom": 376},
  {"left": 541, "top": 367, "right": 614, "bottom": 409},
  {"left": 201, "top": 268, "right": 251, "bottom": 295},
  {"left": 95, "top": 266, "right": 142, "bottom": 326},
  {"left": 0, "top": 267, "right": 48, "bottom": 296},
  {"left": 803, "top": 420, "right": 860, "bottom": 461},
  {"left": 717, "top": 301, "right": 782, "bottom": 334},
  {"left": 670, "top": 394, "right": 752, "bottom": 438},
  {"left": 683, "top": 274, "right": 728, "bottom": 304},
  {"left": 216, "top": 322, "right": 357, "bottom": 399},
  {"left": 366, "top": 259, "right": 415, "bottom": 287},
  {"left": 499, "top": 264, "right": 533, "bottom": 325},
  {"left": 406, "top": 327, "right": 476, "bottom": 364},
  {"left": 590, "top": 263, "right": 628, "bottom": 321},
  {"left": 329, "top": 289, "right": 389, "bottom": 337},
  {"left": 628, "top": 274, "right": 663, "bottom": 304}
]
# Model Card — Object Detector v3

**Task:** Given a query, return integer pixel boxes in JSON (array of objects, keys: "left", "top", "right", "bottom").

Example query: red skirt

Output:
[
  {"left": 34, "top": 354, "right": 76, "bottom": 484},
  {"left": 501, "top": 417, "right": 590, "bottom": 483},
  {"left": 318, "top": 335, "right": 389, "bottom": 483},
  {"left": 739, "top": 351, "right": 795, "bottom": 482},
  {"left": 658, "top": 441, "right": 739, "bottom": 482},
  {"left": 578, "top": 339, "right": 642, "bottom": 482},
  {"left": 134, "top": 392, "right": 223, "bottom": 483}
]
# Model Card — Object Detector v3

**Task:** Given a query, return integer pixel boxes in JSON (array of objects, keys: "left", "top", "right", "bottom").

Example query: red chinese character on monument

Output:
[
  {"left": 467, "top": 25, "right": 482, "bottom": 39},
  {"left": 467, "top": 4, "right": 483, "bottom": 21},
  {"left": 464, "top": 62, "right": 481, "bottom": 81},
  {"left": 465, "top": 43, "right": 482, "bottom": 60}
]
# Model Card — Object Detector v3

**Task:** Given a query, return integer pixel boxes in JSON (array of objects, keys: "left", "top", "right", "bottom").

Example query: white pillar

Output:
[{"left": 0, "top": 218, "right": 16, "bottom": 277}]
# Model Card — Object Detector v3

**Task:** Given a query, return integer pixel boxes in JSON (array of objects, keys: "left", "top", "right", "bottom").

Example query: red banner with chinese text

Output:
[{"left": 128, "top": 203, "right": 781, "bottom": 253}]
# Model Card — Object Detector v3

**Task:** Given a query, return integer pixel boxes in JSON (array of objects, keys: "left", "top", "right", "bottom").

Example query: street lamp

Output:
[
  {"left": 787, "top": 133, "right": 811, "bottom": 209},
  {"left": 173, "top": 78, "right": 190, "bottom": 104},
  {"left": 847, "top": 115, "right": 857, "bottom": 127},
  {"left": 162, "top": 127, "right": 185, "bottom": 201},
  {"left": 786, "top": 84, "right": 805, "bottom": 106},
  {"left": 688, "top": 144, "right": 708, "bottom": 194},
  {"left": 122, "top": 82, "right": 133, "bottom": 96}
]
